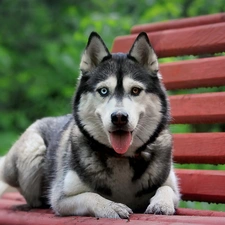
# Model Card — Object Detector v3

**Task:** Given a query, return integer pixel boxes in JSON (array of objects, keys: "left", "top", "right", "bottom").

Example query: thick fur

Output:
[{"left": 0, "top": 32, "right": 180, "bottom": 218}]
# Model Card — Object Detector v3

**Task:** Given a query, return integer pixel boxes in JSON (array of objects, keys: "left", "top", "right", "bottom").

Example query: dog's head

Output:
[{"left": 73, "top": 32, "right": 170, "bottom": 156}]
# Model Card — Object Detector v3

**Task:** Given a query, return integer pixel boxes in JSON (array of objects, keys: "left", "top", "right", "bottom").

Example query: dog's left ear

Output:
[
  {"left": 128, "top": 32, "right": 159, "bottom": 76},
  {"left": 80, "top": 32, "right": 111, "bottom": 73}
]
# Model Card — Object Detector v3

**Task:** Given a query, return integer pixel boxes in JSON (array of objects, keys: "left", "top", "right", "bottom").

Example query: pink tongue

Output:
[{"left": 110, "top": 131, "right": 132, "bottom": 154}]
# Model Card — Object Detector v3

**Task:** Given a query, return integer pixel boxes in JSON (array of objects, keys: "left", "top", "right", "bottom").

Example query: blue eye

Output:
[{"left": 98, "top": 87, "right": 109, "bottom": 97}]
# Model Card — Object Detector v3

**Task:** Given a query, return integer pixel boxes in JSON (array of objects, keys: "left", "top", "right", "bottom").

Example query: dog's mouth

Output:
[{"left": 109, "top": 130, "right": 132, "bottom": 155}]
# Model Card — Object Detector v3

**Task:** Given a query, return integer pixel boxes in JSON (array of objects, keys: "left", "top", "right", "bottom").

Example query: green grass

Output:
[
  {"left": 175, "top": 163, "right": 225, "bottom": 171},
  {"left": 180, "top": 201, "right": 225, "bottom": 212}
]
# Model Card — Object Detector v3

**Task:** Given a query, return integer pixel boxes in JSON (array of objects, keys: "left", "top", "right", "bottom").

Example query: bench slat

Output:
[
  {"left": 170, "top": 92, "right": 225, "bottom": 124},
  {"left": 173, "top": 133, "right": 225, "bottom": 164},
  {"left": 160, "top": 56, "right": 225, "bottom": 90},
  {"left": 176, "top": 169, "right": 225, "bottom": 203},
  {"left": 1, "top": 192, "right": 25, "bottom": 202},
  {"left": 0, "top": 208, "right": 224, "bottom": 225},
  {"left": 176, "top": 208, "right": 225, "bottom": 217},
  {"left": 112, "top": 22, "right": 225, "bottom": 57},
  {"left": 131, "top": 13, "right": 225, "bottom": 33}
]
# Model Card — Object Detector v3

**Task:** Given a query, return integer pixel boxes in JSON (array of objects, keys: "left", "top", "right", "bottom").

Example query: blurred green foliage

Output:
[
  {"left": 0, "top": 0, "right": 225, "bottom": 211},
  {"left": 1, "top": 0, "right": 225, "bottom": 151}
]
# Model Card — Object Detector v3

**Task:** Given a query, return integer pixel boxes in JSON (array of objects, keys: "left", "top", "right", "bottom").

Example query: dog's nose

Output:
[{"left": 111, "top": 112, "right": 128, "bottom": 126}]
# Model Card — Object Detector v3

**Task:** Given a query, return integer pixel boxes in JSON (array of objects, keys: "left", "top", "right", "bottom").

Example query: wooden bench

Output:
[{"left": 1, "top": 13, "right": 225, "bottom": 225}]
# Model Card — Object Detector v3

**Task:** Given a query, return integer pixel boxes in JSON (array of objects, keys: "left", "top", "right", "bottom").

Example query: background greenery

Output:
[{"left": 0, "top": 0, "right": 224, "bottom": 211}]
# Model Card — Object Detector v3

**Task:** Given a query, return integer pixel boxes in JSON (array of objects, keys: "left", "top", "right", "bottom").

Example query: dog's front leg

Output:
[
  {"left": 53, "top": 192, "right": 133, "bottom": 218},
  {"left": 145, "top": 168, "right": 180, "bottom": 215}
]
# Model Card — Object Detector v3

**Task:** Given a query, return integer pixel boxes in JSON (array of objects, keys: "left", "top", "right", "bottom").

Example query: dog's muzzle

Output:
[{"left": 109, "top": 111, "right": 132, "bottom": 155}]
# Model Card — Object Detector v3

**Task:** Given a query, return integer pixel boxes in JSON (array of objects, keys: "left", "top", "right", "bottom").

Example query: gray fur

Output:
[{"left": 0, "top": 32, "right": 180, "bottom": 218}]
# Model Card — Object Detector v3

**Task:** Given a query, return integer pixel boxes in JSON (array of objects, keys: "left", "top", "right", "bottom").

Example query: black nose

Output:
[{"left": 111, "top": 112, "right": 128, "bottom": 126}]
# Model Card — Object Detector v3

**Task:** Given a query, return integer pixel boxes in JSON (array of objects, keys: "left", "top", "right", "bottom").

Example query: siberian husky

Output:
[{"left": 0, "top": 32, "right": 180, "bottom": 218}]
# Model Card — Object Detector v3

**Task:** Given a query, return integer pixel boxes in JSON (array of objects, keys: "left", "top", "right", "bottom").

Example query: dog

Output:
[{"left": 0, "top": 32, "right": 180, "bottom": 219}]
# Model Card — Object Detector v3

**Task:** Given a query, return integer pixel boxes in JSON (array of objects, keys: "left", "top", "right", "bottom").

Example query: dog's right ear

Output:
[{"left": 80, "top": 32, "right": 111, "bottom": 73}]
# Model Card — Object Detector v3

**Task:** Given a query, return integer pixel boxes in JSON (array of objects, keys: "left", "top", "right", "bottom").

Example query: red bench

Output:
[{"left": 1, "top": 13, "right": 225, "bottom": 225}]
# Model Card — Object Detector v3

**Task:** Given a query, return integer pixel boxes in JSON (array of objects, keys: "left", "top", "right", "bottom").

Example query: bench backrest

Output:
[{"left": 112, "top": 13, "right": 225, "bottom": 205}]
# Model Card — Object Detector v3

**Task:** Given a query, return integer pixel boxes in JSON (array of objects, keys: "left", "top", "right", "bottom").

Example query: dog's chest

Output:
[
  {"left": 105, "top": 158, "right": 152, "bottom": 209},
  {"left": 107, "top": 159, "right": 134, "bottom": 196}
]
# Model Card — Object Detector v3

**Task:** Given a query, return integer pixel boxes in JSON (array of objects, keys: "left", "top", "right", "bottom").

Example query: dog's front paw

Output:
[
  {"left": 145, "top": 186, "right": 177, "bottom": 215},
  {"left": 145, "top": 200, "right": 175, "bottom": 215},
  {"left": 93, "top": 201, "right": 133, "bottom": 219},
  {"left": 145, "top": 192, "right": 175, "bottom": 215}
]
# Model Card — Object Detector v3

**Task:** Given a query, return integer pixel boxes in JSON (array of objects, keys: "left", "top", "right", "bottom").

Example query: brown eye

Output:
[{"left": 131, "top": 87, "right": 142, "bottom": 96}]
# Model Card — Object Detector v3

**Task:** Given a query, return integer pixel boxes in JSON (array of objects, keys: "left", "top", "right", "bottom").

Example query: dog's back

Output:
[{"left": 1, "top": 115, "right": 72, "bottom": 207}]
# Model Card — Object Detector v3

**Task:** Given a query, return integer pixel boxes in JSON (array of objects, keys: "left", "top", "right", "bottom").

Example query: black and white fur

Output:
[{"left": 0, "top": 32, "right": 180, "bottom": 218}]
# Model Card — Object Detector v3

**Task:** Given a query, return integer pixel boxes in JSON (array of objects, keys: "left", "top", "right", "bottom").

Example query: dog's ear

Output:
[
  {"left": 80, "top": 32, "right": 111, "bottom": 72},
  {"left": 128, "top": 32, "right": 159, "bottom": 76}
]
